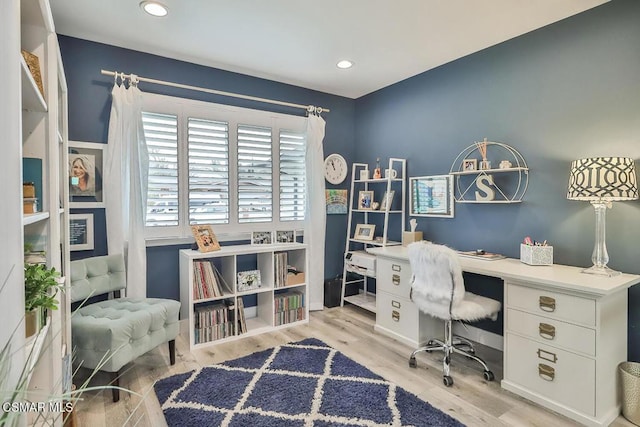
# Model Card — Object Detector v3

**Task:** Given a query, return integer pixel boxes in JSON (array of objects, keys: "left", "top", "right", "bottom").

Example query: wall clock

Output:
[{"left": 324, "top": 153, "right": 348, "bottom": 184}]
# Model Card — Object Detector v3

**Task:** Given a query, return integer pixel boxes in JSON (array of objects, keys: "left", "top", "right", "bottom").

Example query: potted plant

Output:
[{"left": 24, "top": 263, "right": 63, "bottom": 338}]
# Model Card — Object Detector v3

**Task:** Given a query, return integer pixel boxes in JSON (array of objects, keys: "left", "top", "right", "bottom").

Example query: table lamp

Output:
[{"left": 567, "top": 157, "right": 638, "bottom": 276}]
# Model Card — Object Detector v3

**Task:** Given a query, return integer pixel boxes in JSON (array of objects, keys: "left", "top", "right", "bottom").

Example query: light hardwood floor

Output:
[{"left": 73, "top": 306, "right": 635, "bottom": 427}]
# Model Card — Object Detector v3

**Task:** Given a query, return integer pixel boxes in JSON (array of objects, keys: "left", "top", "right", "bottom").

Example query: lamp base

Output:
[{"left": 581, "top": 265, "right": 621, "bottom": 277}]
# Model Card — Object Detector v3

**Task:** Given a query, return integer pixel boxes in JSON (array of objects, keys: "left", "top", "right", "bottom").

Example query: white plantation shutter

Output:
[
  {"left": 188, "top": 118, "right": 230, "bottom": 224},
  {"left": 142, "top": 112, "right": 179, "bottom": 227},
  {"left": 237, "top": 124, "right": 272, "bottom": 223},
  {"left": 279, "top": 130, "right": 306, "bottom": 221}
]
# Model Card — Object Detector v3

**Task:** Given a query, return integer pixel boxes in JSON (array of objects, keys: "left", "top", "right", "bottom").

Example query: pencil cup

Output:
[{"left": 520, "top": 244, "right": 553, "bottom": 265}]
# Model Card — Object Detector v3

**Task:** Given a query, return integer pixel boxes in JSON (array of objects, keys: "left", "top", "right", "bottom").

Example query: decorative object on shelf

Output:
[
  {"left": 276, "top": 230, "right": 295, "bottom": 243},
  {"left": 24, "top": 263, "right": 63, "bottom": 338},
  {"left": 384, "top": 168, "right": 397, "bottom": 179},
  {"left": 380, "top": 190, "right": 395, "bottom": 210},
  {"left": 567, "top": 157, "right": 638, "bottom": 277},
  {"left": 69, "top": 213, "right": 95, "bottom": 251},
  {"left": 23, "top": 182, "right": 36, "bottom": 198},
  {"left": 21, "top": 49, "right": 45, "bottom": 98},
  {"left": 359, "top": 169, "right": 369, "bottom": 181},
  {"left": 251, "top": 231, "right": 273, "bottom": 245},
  {"left": 462, "top": 159, "right": 477, "bottom": 171},
  {"left": 373, "top": 158, "right": 382, "bottom": 179},
  {"left": 237, "top": 270, "right": 262, "bottom": 292},
  {"left": 324, "top": 153, "right": 348, "bottom": 184},
  {"left": 325, "top": 189, "right": 348, "bottom": 214},
  {"left": 449, "top": 140, "right": 529, "bottom": 203},
  {"left": 68, "top": 141, "right": 105, "bottom": 208},
  {"left": 358, "top": 190, "right": 374, "bottom": 210},
  {"left": 402, "top": 218, "right": 423, "bottom": 246},
  {"left": 23, "top": 198, "right": 38, "bottom": 214},
  {"left": 191, "top": 224, "right": 220, "bottom": 252},
  {"left": 409, "top": 175, "right": 454, "bottom": 218},
  {"left": 371, "top": 201, "right": 380, "bottom": 210},
  {"left": 354, "top": 224, "right": 376, "bottom": 241}
]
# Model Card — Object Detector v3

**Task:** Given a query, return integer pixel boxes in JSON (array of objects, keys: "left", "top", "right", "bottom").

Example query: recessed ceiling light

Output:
[
  {"left": 140, "top": 1, "right": 169, "bottom": 17},
  {"left": 336, "top": 60, "right": 354, "bottom": 69}
]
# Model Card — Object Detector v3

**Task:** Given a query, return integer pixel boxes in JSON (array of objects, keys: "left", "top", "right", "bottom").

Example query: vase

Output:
[{"left": 25, "top": 308, "right": 41, "bottom": 338}]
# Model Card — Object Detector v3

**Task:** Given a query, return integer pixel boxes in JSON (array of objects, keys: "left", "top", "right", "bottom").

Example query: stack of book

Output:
[
  {"left": 236, "top": 298, "right": 247, "bottom": 335},
  {"left": 274, "top": 290, "right": 305, "bottom": 326},
  {"left": 274, "top": 252, "right": 288, "bottom": 288},
  {"left": 192, "top": 261, "right": 231, "bottom": 300},
  {"left": 194, "top": 300, "right": 235, "bottom": 344},
  {"left": 23, "top": 182, "right": 38, "bottom": 214}
]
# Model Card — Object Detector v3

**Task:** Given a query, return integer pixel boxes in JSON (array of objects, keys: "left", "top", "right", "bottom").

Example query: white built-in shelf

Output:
[
  {"left": 23, "top": 211, "right": 50, "bottom": 226},
  {"left": 20, "top": 58, "right": 47, "bottom": 113},
  {"left": 343, "top": 292, "right": 376, "bottom": 313},
  {"left": 353, "top": 209, "right": 403, "bottom": 214},
  {"left": 355, "top": 178, "right": 403, "bottom": 183},
  {"left": 349, "top": 238, "right": 402, "bottom": 246},
  {"left": 450, "top": 166, "right": 528, "bottom": 176}
]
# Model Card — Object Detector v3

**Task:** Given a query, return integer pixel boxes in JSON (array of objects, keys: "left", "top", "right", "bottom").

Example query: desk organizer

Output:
[{"left": 520, "top": 244, "right": 553, "bottom": 265}]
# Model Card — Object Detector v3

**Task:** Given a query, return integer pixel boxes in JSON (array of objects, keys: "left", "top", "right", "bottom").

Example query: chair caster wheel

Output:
[
  {"left": 409, "top": 357, "right": 417, "bottom": 368},
  {"left": 427, "top": 340, "right": 435, "bottom": 346},
  {"left": 443, "top": 376, "right": 453, "bottom": 387},
  {"left": 483, "top": 370, "right": 495, "bottom": 382}
]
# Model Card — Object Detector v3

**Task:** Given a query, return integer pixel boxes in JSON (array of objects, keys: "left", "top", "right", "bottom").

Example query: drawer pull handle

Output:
[
  {"left": 392, "top": 264, "right": 402, "bottom": 272},
  {"left": 392, "top": 310, "right": 400, "bottom": 322},
  {"left": 391, "top": 300, "right": 401, "bottom": 309},
  {"left": 537, "top": 348, "right": 558, "bottom": 363},
  {"left": 538, "top": 364, "right": 555, "bottom": 381},
  {"left": 539, "top": 323, "right": 556, "bottom": 340},
  {"left": 539, "top": 296, "right": 556, "bottom": 312},
  {"left": 392, "top": 274, "right": 401, "bottom": 286}
]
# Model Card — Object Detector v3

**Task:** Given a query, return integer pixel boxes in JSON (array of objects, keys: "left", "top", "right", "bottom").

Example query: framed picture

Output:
[
  {"left": 252, "top": 231, "right": 273, "bottom": 245},
  {"left": 380, "top": 190, "right": 395, "bottom": 211},
  {"left": 69, "top": 141, "right": 105, "bottom": 208},
  {"left": 354, "top": 223, "right": 376, "bottom": 241},
  {"left": 358, "top": 190, "right": 374, "bottom": 210},
  {"left": 325, "top": 189, "right": 348, "bottom": 214},
  {"left": 237, "top": 270, "right": 261, "bottom": 292},
  {"left": 191, "top": 224, "right": 221, "bottom": 252},
  {"left": 409, "top": 175, "right": 455, "bottom": 218},
  {"left": 276, "top": 230, "right": 295, "bottom": 243},
  {"left": 462, "top": 159, "right": 478, "bottom": 172},
  {"left": 69, "top": 213, "right": 94, "bottom": 251}
]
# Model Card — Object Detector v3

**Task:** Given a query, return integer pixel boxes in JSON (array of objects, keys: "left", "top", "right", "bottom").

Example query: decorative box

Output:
[
  {"left": 520, "top": 243, "right": 553, "bottom": 266},
  {"left": 402, "top": 231, "right": 423, "bottom": 247},
  {"left": 23, "top": 182, "right": 36, "bottom": 198},
  {"left": 23, "top": 198, "right": 38, "bottom": 214},
  {"left": 286, "top": 271, "right": 305, "bottom": 286}
]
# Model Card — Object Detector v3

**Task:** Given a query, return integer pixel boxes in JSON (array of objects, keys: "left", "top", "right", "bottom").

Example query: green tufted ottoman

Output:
[{"left": 70, "top": 254, "right": 180, "bottom": 402}]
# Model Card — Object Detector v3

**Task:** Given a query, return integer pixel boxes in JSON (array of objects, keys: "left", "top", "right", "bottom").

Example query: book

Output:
[{"left": 457, "top": 251, "right": 506, "bottom": 261}]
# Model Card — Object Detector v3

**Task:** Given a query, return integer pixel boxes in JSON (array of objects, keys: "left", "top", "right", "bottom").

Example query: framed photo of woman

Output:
[{"left": 69, "top": 141, "right": 105, "bottom": 208}]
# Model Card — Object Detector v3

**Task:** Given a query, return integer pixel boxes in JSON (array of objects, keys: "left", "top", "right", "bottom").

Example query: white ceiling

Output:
[{"left": 50, "top": 0, "right": 608, "bottom": 99}]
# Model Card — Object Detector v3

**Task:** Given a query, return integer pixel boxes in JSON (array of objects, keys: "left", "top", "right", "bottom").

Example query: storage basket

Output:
[{"left": 619, "top": 361, "right": 640, "bottom": 425}]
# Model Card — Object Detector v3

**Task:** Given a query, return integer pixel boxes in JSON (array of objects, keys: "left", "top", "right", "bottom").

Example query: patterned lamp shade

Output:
[{"left": 567, "top": 157, "right": 639, "bottom": 201}]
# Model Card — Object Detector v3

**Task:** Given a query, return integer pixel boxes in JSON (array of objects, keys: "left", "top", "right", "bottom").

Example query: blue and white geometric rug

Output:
[{"left": 154, "top": 338, "right": 464, "bottom": 426}]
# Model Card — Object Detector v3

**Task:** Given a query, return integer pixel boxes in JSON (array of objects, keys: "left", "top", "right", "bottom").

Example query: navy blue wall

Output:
[
  {"left": 354, "top": 0, "right": 640, "bottom": 359},
  {"left": 59, "top": 36, "right": 355, "bottom": 301}
]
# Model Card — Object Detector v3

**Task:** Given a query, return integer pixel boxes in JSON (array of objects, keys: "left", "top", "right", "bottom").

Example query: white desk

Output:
[{"left": 367, "top": 245, "right": 640, "bottom": 427}]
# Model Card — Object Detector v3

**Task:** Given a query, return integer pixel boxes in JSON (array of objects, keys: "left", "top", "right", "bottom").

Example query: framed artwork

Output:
[
  {"left": 380, "top": 190, "right": 395, "bottom": 211},
  {"left": 325, "top": 189, "right": 348, "bottom": 214},
  {"left": 69, "top": 213, "right": 94, "bottom": 251},
  {"left": 354, "top": 223, "right": 375, "bottom": 241},
  {"left": 409, "top": 175, "right": 455, "bottom": 218},
  {"left": 252, "top": 231, "right": 273, "bottom": 245},
  {"left": 237, "top": 270, "right": 262, "bottom": 292},
  {"left": 462, "top": 159, "right": 478, "bottom": 172},
  {"left": 69, "top": 141, "right": 105, "bottom": 208},
  {"left": 358, "top": 190, "right": 374, "bottom": 210},
  {"left": 276, "top": 230, "right": 295, "bottom": 243},
  {"left": 191, "top": 224, "right": 221, "bottom": 252}
]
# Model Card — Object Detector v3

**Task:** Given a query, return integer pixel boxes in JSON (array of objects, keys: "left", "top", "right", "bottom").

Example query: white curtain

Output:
[
  {"left": 105, "top": 77, "right": 149, "bottom": 298},
  {"left": 304, "top": 114, "right": 326, "bottom": 311}
]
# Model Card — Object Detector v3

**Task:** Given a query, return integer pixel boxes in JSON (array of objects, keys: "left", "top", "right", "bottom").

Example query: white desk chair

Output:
[{"left": 407, "top": 241, "right": 501, "bottom": 386}]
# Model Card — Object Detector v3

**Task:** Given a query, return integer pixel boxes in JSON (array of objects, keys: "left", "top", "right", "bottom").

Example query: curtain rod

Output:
[{"left": 100, "top": 69, "right": 329, "bottom": 114}]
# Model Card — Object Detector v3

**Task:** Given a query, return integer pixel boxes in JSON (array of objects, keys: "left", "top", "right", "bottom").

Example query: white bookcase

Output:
[
  {"left": 179, "top": 243, "right": 309, "bottom": 349},
  {"left": 340, "top": 158, "right": 406, "bottom": 313}
]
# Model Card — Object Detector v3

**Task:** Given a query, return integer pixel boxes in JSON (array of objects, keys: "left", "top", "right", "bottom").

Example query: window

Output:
[{"left": 141, "top": 93, "right": 307, "bottom": 240}]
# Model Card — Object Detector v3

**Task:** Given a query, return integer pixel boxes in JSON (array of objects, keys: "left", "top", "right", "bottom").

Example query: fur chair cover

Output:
[{"left": 408, "top": 241, "right": 500, "bottom": 322}]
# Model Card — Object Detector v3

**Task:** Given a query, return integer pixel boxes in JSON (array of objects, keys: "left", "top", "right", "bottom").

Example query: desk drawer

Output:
[
  {"left": 507, "top": 309, "right": 595, "bottom": 356},
  {"left": 507, "top": 282, "right": 595, "bottom": 326},
  {"left": 377, "top": 259, "right": 412, "bottom": 299},
  {"left": 506, "top": 333, "right": 595, "bottom": 416},
  {"left": 376, "top": 292, "right": 418, "bottom": 341}
]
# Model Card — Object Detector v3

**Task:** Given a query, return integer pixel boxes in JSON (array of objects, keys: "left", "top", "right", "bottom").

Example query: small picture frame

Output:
[
  {"left": 191, "top": 224, "right": 221, "bottom": 252},
  {"left": 252, "top": 231, "right": 273, "bottom": 245},
  {"left": 237, "top": 270, "right": 262, "bottom": 292},
  {"left": 354, "top": 224, "right": 376, "bottom": 241},
  {"left": 380, "top": 190, "right": 395, "bottom": 211},
  {"left": 462, "top": 159, "right": 478, "bottom": 172},
  {"left": 69, "top": 213, "right": 94, "bottom": 251},
  {"left": 358, "top": 190, "right": 374, "bottom": 210},
  {"left": 276, "top": 230, "right": 295, "bottom": 244}
]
